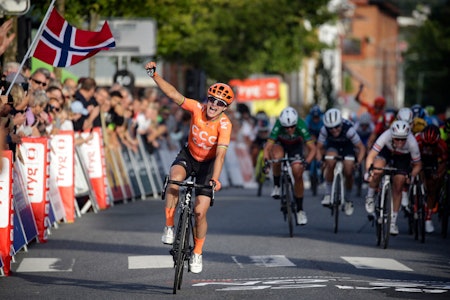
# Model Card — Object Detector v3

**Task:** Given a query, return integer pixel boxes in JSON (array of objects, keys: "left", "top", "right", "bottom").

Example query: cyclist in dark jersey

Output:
[
  {"left": 317, "top": 108, "right": 366, "bottom": 215},
  {"left": 263, "top": 107, "right": 316, "bottom": 225}
]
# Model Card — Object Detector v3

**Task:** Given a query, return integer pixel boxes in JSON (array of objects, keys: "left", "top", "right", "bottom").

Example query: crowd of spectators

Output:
[{"left": 0, "top": 20, "right": 265, "bottom": 174}]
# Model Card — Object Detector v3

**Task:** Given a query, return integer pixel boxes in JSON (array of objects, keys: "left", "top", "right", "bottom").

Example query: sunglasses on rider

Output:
[
  {"left": 207, "top": 96, "right": 227, "bottom": 107},
  {"left": 328, "top": 124, "right": 341, "bottom": 130},
  {"left": 284, "top": 125, "right": 296, "bottom": 130}
]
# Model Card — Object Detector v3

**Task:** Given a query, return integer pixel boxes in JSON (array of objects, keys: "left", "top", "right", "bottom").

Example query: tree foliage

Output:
[
  {"left": 29, "top": 0, "right": 333, "bottom": 82},
  {"left": 403, "top": 1, "right": 450, "bottom": 111}
]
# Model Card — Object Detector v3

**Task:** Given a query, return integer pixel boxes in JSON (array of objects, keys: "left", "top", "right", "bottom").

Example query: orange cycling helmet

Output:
[
  {"left": 208, "top": 83, "right": 234, "bottom": 105},
  {"left": 374, "top": 96, "right": 386, "bottom": 108}
]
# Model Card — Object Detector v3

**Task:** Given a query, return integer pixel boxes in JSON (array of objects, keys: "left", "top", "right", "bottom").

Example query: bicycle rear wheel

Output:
[
  {"left": 332, "top": 174, "right": 341, "bottom": 234},
  {"left": 173, "top": 209, "right": 190, "bottom": 294},
  {"left": 282, "top": 175, "right": 295, "bottom": 237},
  {"left": 381, "top": 184, "right": 392, "bottom": 249}
]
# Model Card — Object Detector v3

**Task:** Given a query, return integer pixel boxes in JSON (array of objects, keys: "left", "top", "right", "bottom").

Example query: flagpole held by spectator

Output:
[{"left": 5, "top": 0, "right": 57, "bottom": 96}]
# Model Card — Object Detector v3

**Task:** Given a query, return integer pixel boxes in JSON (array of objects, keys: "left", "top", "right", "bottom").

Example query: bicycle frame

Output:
[{"left": 324, "top": 155, "right": 354, "bottom": 233}]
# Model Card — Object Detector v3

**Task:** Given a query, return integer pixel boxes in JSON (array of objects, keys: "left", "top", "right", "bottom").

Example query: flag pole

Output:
[{"left": 5, "top": 0, "right": 57, "bottom": 96}]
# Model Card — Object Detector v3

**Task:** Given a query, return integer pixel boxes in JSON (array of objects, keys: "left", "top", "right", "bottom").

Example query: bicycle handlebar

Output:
[
  {"left": 324, "top": 155, "right": 355, "bottom": 161},
  {"left": 369, "top": 166, "right": 407, "bottom": 176},
  {"left": 162, "top": 177, "right": 215, "bottom": 206},
  {"left": 266, "top": 156, "right": 306, "bottom": 164}
]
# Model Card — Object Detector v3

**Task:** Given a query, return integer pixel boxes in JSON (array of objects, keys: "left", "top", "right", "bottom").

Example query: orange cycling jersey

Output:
[{"left": 181, "top": 98, "right": 232, "bottom": 161}]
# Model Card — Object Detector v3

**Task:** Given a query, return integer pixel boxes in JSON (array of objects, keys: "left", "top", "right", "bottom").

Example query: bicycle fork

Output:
[{"left": 331, "top": 161, "right": 345, "bottom": 206}]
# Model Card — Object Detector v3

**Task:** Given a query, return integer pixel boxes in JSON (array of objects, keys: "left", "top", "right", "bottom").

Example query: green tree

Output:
[
  {"left": 28, "top": 0, "right": 333, "bottom": 82},
  {"left": 403, "top": 1, "right": 450, "bottom": 112}
]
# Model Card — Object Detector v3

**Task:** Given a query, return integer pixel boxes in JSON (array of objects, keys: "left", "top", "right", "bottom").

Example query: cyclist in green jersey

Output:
[{"left": 263, "top": 107, "right": 316, "bottom": 225}]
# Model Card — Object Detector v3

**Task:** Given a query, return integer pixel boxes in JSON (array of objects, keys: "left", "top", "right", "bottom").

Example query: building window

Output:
[{"left": 342, "top": 37, "right": 362, "bottom": 55}]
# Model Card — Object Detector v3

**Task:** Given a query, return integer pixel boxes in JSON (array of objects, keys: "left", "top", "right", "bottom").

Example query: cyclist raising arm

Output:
[
  {"left": 145, "top": 61, "right": 233, "bottom": 274},
  {"left": 317, "top": 108, "right": 366, "bottom": 215},
  {"left": 263, "top": 107, "right": 316, "bottom": 225},
  {"left": 364, "top": 120, "right": 422, "bottom": 235}
]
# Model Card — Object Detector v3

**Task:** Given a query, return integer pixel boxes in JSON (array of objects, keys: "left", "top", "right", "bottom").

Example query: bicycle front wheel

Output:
[
  {"left": 173, "top": 208, "right": 190, "bottom": 294},
  {"left": 416, "top": 186, "right": 426, "bottom": 243},
  {"left": 381, "top": 184, "right": 392, "bottom": 249},
  {"left": 440, "top": 176, "right": 450, "bottom": 238},
  {"left": 332, "top": 174, "right": 341, "bottom": 234},
  {"left": 282, "top": 175, "right": 295, "bottom": 237},
  {"left": 310, "top": 160, "right": 318, "bottom": 196},
  {"left": 255, "top": 150, "right": 266, "bottom": 197}
]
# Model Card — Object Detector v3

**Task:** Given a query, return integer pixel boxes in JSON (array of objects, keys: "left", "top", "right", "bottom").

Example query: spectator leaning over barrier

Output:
[
  {"left": 26, "top": 90, "right": 50, "bottom": 137},
  {"left": 145, "top": 61, "right": 234, "bottom": 274},
  {"left": 46, "top": 86, "right": 66, "bottom": 109}
]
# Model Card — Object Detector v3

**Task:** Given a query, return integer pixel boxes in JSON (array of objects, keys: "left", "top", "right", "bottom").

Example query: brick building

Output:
[{"left": 342, "top": 0, "right": 400, "bottom": 109}]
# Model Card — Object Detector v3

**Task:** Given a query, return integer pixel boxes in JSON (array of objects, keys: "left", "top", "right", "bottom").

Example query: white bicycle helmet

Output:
[
  {"left": 323, "top": 108, "right": 342, "bottom": 128},
  {"left": 390, "top": 120, "right": 410, "bottom": 139},
  {"left": 397, "top": 107, "right": 413, "bottom": 125},
  {"left": 279, "top": 107, "right": 298, "bottom": 127}
]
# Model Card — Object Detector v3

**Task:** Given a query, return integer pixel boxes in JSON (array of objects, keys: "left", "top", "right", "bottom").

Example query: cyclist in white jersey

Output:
[{"left": 364, "top": 120, "right": 422, "bottom": 235}]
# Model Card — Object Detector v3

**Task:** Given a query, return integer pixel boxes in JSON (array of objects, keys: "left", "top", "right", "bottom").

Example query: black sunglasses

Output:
[
  {"left": 284, "top": 125, "right": 296, "bottom": 130},
  {"left": 31, "top": 78, "right": 47, "bottom": 87},
  {"left": 207, "top": 96, "right": 227, "bottom": 107}
]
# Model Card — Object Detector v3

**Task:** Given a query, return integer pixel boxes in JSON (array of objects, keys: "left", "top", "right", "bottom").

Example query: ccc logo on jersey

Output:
[{"left": 191, "top": 124, "right": 217, "bottom": 150}]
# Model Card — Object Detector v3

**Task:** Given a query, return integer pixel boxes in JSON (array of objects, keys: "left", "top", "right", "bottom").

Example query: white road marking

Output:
[
  {"left": 16, "top": 258, "right": 74, "bottom": 272},
  {"left": 128, "top": 255, "right": 173, "bottom": 269},
  {"left": 341, "top": 257, "right": 413, "bottom": 271},
  {"left": 250, "top": 255, "right": 296, "bottom": 267}
]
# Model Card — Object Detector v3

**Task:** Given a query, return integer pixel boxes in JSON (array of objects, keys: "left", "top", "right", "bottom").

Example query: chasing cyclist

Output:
[
  {"left": 145, "top": 61, "right": 233, "bottom": 274},
  {"left": 415, "top": 125, "right": 448, "bottom": 233},
  {"left": 364, "top": 120, "right": 422, "bottom": 235},
  {"left": 263, "top": 107, "right": 316, "bottom": 225},
  {"left": 317, "top": 108, "right": 366, "bottom": 215}
]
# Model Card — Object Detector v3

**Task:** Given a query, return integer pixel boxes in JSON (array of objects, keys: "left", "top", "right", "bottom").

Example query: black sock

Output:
[
  {"left": 273, "top": 176, "right": 280, "bottom": 186},
  {"left": 295, "top": 197, "right": 303, "bottom": 212}
]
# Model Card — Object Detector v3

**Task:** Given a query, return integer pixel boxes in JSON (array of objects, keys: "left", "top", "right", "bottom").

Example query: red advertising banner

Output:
[
  {"left": 77, "top": 128, "right": 109, "bottom": 209},
  {"left": 19, "top": 137, "right": 50, "bottom": 243},
  {"left": 50, "top": 131, "right": 75, "bottom": 222},
  {"left": 0, "top": 151, "right": 13, "bottom": 276},
  {"left": 229, "top": 77, "right": 280, "bottom": 102}
]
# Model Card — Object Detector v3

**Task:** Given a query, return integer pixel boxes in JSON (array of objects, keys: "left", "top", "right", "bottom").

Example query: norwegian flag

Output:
[{"left": 33, "top": 8, "right": 116, "bottom": 67}]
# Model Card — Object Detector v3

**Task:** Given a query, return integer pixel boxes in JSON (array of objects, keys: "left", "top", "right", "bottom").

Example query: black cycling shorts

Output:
[
  {"left": 377, "top": 147, "right": 412, "bottom": 174},
  {"left": 172, "top": 146, "right": 215, "bottom": 198}
]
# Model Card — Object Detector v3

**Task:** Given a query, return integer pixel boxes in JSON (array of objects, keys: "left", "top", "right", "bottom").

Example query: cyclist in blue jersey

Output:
[
  {"left": 263, "top": 107, "right": 316, "bottom": 225},
  {"left": 305, "top": 105, "right": 324, "bottom": 139},
  {"left": 354, "top": 112, "right": 374, "bottom": 148},
  {"left": 317, "top": 108, "right": 366, "bottom": 215}
]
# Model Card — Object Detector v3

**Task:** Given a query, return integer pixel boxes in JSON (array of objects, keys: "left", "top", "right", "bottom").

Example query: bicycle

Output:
[
  {"left": 407, "top": 175, "right": 427, "bottom": 243},
  {"left": 161, "top": 175, "right": 215, "bottom": 294},
  {"left": 369, "top": 166, "right": 400, "bottom": 249},
  {"left": 324, "top": 155, "right": 354, "bottom": 234},
  {"left": 309, "top": 159, "right": 321, "bottom": 196},
  {"left": 255, "top": 149, "right": 267, "bottom": 197},
  {"left": 438, "top": 172, "right": 450, "bottom": 238},
  {"left": 266, "top": 154, "right": 305, "bottom": 237}
]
